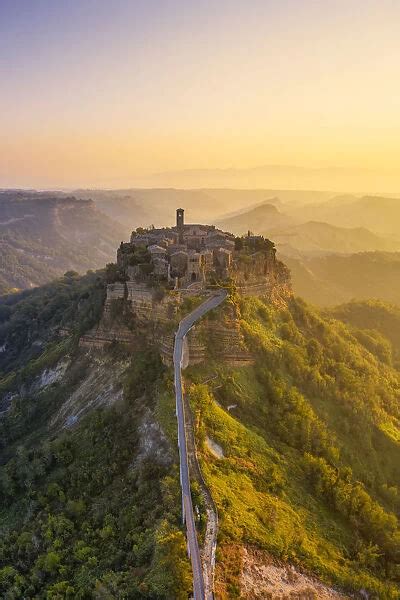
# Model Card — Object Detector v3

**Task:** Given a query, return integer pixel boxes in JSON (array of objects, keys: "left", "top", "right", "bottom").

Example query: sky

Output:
[{"left": 1, "top": 0, "right": 400, "bottom": 190}]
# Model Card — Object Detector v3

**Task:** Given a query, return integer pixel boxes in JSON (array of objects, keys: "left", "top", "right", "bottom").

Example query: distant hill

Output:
[
  {"left": 73, "top": 188, "right": 334, "bottom": 229},
  {"left": 327, "top": 299, "right": 400, "bottom": 362},
  {"left": 0, "top": 192, "right": 126, "bottom": 293},
  {"left": 215, "top": 202, "right": 294, "bottom": 235},
  {"left": 274, "top": 221, "right": 400, "bottom": 257},
  {"left": 289, "top": 195, "right": 400, "bottom": 237},
  {"left": 286, "top": 251, "right": 400, "bottom": 305}
]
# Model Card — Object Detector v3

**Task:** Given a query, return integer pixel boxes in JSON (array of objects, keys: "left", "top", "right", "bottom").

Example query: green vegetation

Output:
[
  {"left": 2, "top": 263, "right": 400, "bottom": 598},
  {"left": 327, "top": 299, "right": 400, "bottom": 364},
  {"left": 0, "top": 271, "right": 191, "bottom": 598},
  {"left": 187, "top": 296, "right": 400, "bottom": 598},
  {"left": 0, "top": 348, "right": 191, "bottom": 599},
  {"left": 0, "top": 270, "right": 106, "bottom": 375}
]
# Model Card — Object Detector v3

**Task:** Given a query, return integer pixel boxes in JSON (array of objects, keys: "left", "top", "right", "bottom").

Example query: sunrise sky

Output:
[{"left": 1, "top": 0, "right": 400, "bottom": 189}]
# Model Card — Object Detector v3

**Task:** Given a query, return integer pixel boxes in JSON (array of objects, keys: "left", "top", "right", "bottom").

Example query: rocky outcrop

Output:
[
  {"left": 233, "top": 258, "right": 292, "bottom": 306},
  {"left": 79, "top": 281, "right": 179, "bottom": 349},
  {"left": 240, "top": 546, "right": 349, "bottom": 600},
  {"left": 78, "top": 246, "right": 292, "bottom": 359},
  {"left": 159, "top": 313, "right": 255, "bottom": 367},
  {"left": 105, "top": 282, "right": 179, "bottom": 323},
  {"left": 215, "top": 544, "right": 349, "bottom": 600},
  {"left": 50, "top": 355, "right": 127, "bottom": 429},
  {"left": 79, "top": 323, "right": 137, "bottom": 349}
]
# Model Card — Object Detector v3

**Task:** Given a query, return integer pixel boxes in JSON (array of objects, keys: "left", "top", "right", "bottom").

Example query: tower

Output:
[
  {"left": 176, "top": 208, "right": 184, "bottom": 229},
  {"left": 176, "top": 208, "right": 184, "bottom": 244}
]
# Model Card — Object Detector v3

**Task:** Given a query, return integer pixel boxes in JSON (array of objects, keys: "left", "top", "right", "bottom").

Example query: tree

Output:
[{"left": 146, "top": 521, "right": 192, "bottom": 599}]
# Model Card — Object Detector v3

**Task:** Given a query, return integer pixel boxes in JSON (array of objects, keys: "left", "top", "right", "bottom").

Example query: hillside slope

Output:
[
  {"left": 0, "top": 273, "right": 191, "bottom": 599},
  {"left": 285, "top": 252, "right": 400, "bottom": 306},
  {"left": 186, "top": 295, "right": 400, "bottom": 598},
  {"left": 0, "top": 276, "right": 399, "bottom": 598},
  {"left": 0, "top": 192, "right": 127, "bottom": 293}
]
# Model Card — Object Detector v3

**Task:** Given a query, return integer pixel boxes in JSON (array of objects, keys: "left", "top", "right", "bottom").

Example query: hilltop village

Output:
[
  {"left": 115, "top": 208, "right": 287, "bottom": 292},
  {"left": 80, "top": 209, "right": 291, "bottom": 363}
]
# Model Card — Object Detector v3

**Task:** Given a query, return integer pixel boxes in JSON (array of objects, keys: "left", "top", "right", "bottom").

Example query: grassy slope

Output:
[{"left": 186, "top": 296, "right": 400, "bottom": 598}]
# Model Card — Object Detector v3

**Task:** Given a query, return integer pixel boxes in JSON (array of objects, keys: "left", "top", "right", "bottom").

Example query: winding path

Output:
[{"left": 173, "top": 290, "right": 228, "bottom": 600}]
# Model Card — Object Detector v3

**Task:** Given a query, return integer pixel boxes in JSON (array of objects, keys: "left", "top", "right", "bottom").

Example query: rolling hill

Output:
[
  {"left": 288, "top": 195, "right": 400, "bottom": 237},
  {"left": 274, "top": 221, "right": 400, "bottom": 257},
  {"left": 285, "top": 252, "right": 400, "bottom": 306},
  {"left": 74, "top": 188, "right": 286, "bottom": 229},
  {"left": 215, "top": 202, "right": 294, "bottom": 235},
  {"left": 0, "top": 192, "right": 126, "bottom": 293}
]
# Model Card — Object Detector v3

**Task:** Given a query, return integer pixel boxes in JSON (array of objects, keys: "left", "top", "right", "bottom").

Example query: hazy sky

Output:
[{"left": 1, "top": 0, "right": 400, "bottom": 189}]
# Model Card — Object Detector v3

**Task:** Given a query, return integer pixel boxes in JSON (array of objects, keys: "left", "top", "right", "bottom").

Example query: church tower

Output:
[{"left": 176, "top": 208, "right": 184, "bottom": 243}]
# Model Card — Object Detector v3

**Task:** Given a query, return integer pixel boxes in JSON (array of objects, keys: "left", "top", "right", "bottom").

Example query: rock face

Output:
[
  {"left": 233, "top": 257, "right": 292, "bottom": 305},
  {"left": 240, "top": 547, "right": 349, "bottom": 600},
  {"left": 158, "top": 303, "right": 255, "bottom": 367},
  {"left": 105, "top": 282, "right": 179, "bottom": 323},
  {"left": 216, "top": 545, "right": 349, "bottom": 600},
  {"left": 50, "top": 355, "right": 127, "bottom": 430},
  {"left": 78, "top": 228, "right": 292, "bottom": 363}
]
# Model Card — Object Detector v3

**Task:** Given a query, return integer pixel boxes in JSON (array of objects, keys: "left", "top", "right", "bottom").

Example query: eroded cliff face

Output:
[
  {"left": 78, "top": 256, "right": 292, "bottom": 366},
  {"left": 159, "top": 307, "right": 254, "bottom": 367},
  {"left": 233, "top": 257, "right": 292, "bottom": 306},
  {"left": 79, "top": 282, "right": 178, "bottom": 350},
  {"left": 216, "top": 545, "right": 349, "bottom": 600}
]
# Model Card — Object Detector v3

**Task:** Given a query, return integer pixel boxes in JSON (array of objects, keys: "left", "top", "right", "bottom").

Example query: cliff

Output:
[{"left": 79, "top": 251, "right": 292, "bottom": 366}]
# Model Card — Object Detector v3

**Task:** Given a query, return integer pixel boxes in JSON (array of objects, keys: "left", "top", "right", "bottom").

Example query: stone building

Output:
[
  {"left": 119, "top": 208, "right": 235, "bottom": 288},
  {"left": 116, "top": 208, "right": 288, "bottom": 294}
]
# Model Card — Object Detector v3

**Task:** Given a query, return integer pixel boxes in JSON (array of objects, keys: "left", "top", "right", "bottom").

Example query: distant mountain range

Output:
[
  {"left": 214, "top": 197, "right": 400, "bottom": 254},
  {"left": 0, "top": 192, "right": 126, "bottom": 293},
  {"left": 215, "top": 202, "right": 294, "bottom": 235},
  {"left": 287, "top": 195, "right": 400, "bottom": 237},
  {"left": 3, "top": 187, "right": 400, "bottom": 307},
  {"left": 272, "top": 221, "right": 400, "bottom": 257},
  {"left": 73, "top": 187, "right": 323, "bottom": 227},
  {"left": 136, "top": 164, "right": 400, "bottom": 193}
]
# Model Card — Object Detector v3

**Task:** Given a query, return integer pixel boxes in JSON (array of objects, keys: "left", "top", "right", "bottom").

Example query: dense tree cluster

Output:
[
  {"left": 0, "top": 271, "right": 106, "bottom": 374},
  {"left": 0, "top": 350, "right": 191, "bottom": 598}
]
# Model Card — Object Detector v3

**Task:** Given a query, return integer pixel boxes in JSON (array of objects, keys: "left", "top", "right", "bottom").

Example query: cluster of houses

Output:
[{"left": 117, "top": 208, "right": 236, "bottom": 287}]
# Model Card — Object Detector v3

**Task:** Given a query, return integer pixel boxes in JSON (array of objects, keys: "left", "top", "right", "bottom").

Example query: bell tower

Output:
[{"left": 176, "top": 208, "right": 184, "bottom": 243}]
